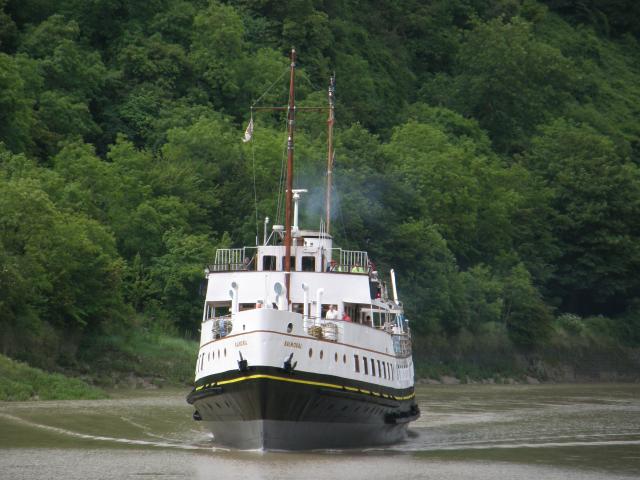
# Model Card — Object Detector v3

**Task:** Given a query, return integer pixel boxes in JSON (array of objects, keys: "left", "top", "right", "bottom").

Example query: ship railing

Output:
[
  {"left": 391, "top": 334, "right": 412, "bottom": 357},
  {"left": 210, "top": 247, "right": 258, "bottom": 272},
  {"left": 330, "top": 249, "right": 369, "bottom": 273},
  {"left": 209, "top": 316, "right": 233, "bottom": 339},
  {"left": 304, "top": 315, "right": 342, "bottom": 342}
]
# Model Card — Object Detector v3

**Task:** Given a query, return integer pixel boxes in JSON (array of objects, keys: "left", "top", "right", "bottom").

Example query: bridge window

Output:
[
  {"left": 262, "top": 255, "right": 276, "bottom": 271},
  {"left": 301, "top": 256, "right": 316, "bottom": 272}
]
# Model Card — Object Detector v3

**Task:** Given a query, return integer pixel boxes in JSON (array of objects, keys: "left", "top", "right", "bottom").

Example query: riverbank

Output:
[
  {"left": 0, "top": 354, "right": 106, "bottom": 401},
  {"left": 80, "top": 330, "right": 198, "bottom": 389},
  {"left": 414, "top": 339, "right": 640, "bottom": 385},
  {"left": 1, "top": 329, "right": 198, "bottom": 401}
]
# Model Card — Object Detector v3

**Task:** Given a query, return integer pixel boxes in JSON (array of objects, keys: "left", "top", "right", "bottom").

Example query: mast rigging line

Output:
[{"left": 250, "top": 66, "right": 290, "bottom": 108}]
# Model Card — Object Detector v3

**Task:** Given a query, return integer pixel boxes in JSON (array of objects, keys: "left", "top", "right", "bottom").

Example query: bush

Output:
[{"left": 0, "top": 354, "right": 105, "bottom": 401}]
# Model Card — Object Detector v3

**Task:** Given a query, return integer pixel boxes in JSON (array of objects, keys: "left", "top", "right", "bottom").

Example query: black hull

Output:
[{"left": 187, "top": 367, "right": 419, "bottom": 450}]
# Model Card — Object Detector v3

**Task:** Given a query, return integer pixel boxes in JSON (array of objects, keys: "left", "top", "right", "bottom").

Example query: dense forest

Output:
[{"left": 1, "top": 0, "right": 639, "bottom": 376}]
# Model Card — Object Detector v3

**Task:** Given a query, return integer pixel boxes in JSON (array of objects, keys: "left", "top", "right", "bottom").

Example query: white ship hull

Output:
[{"left": 188, "top": 308, "right": 419, "bottom": 449}]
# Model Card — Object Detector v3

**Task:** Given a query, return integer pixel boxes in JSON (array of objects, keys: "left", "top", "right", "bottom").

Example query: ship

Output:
[{"left": 187, "top": 49, "right": 419, "bottom": 450}]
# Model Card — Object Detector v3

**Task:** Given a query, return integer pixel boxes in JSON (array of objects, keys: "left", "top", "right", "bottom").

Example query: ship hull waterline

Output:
[{"left": 188, "top": 369, "right": 419, "bottom": 450}]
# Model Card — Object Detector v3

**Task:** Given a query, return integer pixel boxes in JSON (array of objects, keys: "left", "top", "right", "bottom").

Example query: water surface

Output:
[{"left": 1, "top": 384, "right": 638, "bottom": 479}]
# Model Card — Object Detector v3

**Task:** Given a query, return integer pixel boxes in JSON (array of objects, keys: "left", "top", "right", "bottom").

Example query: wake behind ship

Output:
[{"left": 187, "top": 49, "right": 419, "bottom": 450}]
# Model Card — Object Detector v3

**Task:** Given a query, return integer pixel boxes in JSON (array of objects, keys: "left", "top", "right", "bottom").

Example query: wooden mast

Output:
[
  {"left": 284, "top": 48, "right": 296, "bottom": 306},
  {"left": 325, "top": 75, "right": 335, "bottom": 235}
]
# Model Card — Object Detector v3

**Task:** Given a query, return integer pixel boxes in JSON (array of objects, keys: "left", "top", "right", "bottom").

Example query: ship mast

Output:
[
  {"left": 284, "top": 48, "right": 296, "bottom": 306},
  {"left": 325, "top": 75, "right": 335, "bottom": 235}
]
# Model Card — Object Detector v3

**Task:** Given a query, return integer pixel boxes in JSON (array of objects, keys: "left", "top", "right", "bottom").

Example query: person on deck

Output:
[
  {"left": 342, "top": 312, "right": 352, "bottom": 322},
  {"left": 351, "top": 263, "right": 365, "bottom": 273},
  {"left": 325, "top": 305, "right": 339, "bottom": 319}
]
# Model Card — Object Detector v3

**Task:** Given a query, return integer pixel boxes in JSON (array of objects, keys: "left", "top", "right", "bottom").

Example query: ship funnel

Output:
[
  {"left": 263, "top": 216, "right": 270, "bottom": 245},
  {"left": 292, "top": 189, "right": 308, "bottom": 233}
]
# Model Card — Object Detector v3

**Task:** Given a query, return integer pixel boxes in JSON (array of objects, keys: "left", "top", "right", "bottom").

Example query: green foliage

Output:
[
  {"left": 523, "top": 118, "right": 640, "bottom": 314},
  {"left": 430, "top": 15, "right": 576, "bottom": 153},
  {"left": 501, "top": 263, "right": 553, "bottom": 347},
  {"left": 0, "top": 53, "right": 35, "bottom": 151},
  {"left": 0, "top": 0, "right": 639, "bottom": 376},
  {"left": 80, "top": 325, "right": 199, "bottom": 387},
  {"left": 0, "top": 353, "right": 105, "bottom": 400}
]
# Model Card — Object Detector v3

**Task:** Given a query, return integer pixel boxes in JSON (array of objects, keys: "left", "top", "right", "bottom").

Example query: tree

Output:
[
  {"left": 523, "top": 118, "right": 640, "bottom": 315},
  {"left": 439, "top": 15, "right": 575, "bottom": 153}
]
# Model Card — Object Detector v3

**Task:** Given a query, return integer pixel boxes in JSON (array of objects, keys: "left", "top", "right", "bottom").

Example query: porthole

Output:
[
  {"left": 309, "top": 348, "right": 313, "bottom": 358},
  {"left": 207, "top": 352, "right": 210, "bottom": 361},
  {"left": 287, "top": 322, "right": 293, "bottom": 333},
  {"left": 334, "top": 352, "right": 338, "bottom": 362},
  {"left": 217, "top": 350, "right": 220, "bottom": 358},
  {"left": 343, "top": 354, "right": 346, "bottom": 363},
  {"left": 243, "top": 324, "right": 246, "bottom": 331},
  {"left": 224, "top": 348, "right": 227, "bottom": 357},
  {"left": 320, "top": 350, "right": 324, "bottom": 359}
]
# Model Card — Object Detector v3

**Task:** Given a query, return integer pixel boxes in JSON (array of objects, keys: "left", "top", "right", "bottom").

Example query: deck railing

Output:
[
  {"left": 211, "top": 316, "right": 233, "bottom": 338},
  {"left": 391, "top": 334, "right": 412, "bottom": 357},
  {"left": 304, "top": 316, "right": 342, "bottom": 342},
  {"left": 331, "top": 249, "right": 369, "bottom": 273},
  {"left": 211, "top": 247, "right": 258, "bottom": 272}
]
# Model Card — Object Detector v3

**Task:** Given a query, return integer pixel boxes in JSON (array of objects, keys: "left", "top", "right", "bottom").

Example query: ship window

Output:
[
  {"left": 301, "top": 256, "right": 316, "bottom": 272},
  {"left": 334, "top": 352, "right": 338, "bottom": 362},
  {"left": 354, "top": 355, "right": 360, "bottom": 373},
  {"left": 281, "top": 255, "right": 296, "bottom": 271},
  {"left": 262, "top": 255, "right": 276, "bottom": 271},
  {"left": 287, "top": 322, "right": 293, "bottom": 333},
  {"left": 363, "top": 356, "right": 369, "bottom": 375},
  {"left": 320, "top": 350, "right": 324, "bottom": 359},
  {"left": 224, "top": 348, "right": 227, "bottom": 357},
  {"left": 343, "top": 354, "right": 347, "bottom": 364},
  {"left": 371, "top": 358, "right": 376, "bottom": 377},
  {"left": 382, "top": 361, "right": 386, "bottom": 379},
  {"left": 308, "top": 348, "right": 313, "bottom": 358}
]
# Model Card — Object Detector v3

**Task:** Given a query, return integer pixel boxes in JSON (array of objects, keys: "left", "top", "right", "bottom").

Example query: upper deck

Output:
[
  {"left": 202, "top": 230, "right": 407, "bottom": 334},
  {"left": 209, "top": 230, "right": 368, "bottom": 275}
]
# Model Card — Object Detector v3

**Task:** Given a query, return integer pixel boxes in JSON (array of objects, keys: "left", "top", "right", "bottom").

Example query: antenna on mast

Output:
[
  {"left": 325, "top": 74, "right": 336, "bottom": 235},
  {"left": 283, "top": 47, "right": 296, "bottom": 307}
]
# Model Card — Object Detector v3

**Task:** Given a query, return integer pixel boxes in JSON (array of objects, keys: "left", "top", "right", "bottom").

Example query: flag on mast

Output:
[{"left": 242, "top": 118, "right": 254, "bottom": 143}]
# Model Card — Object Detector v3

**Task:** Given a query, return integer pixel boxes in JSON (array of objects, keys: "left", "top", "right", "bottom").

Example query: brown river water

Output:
[{"left": 1, "top": 384, "right": 639, "bottom": 479}]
